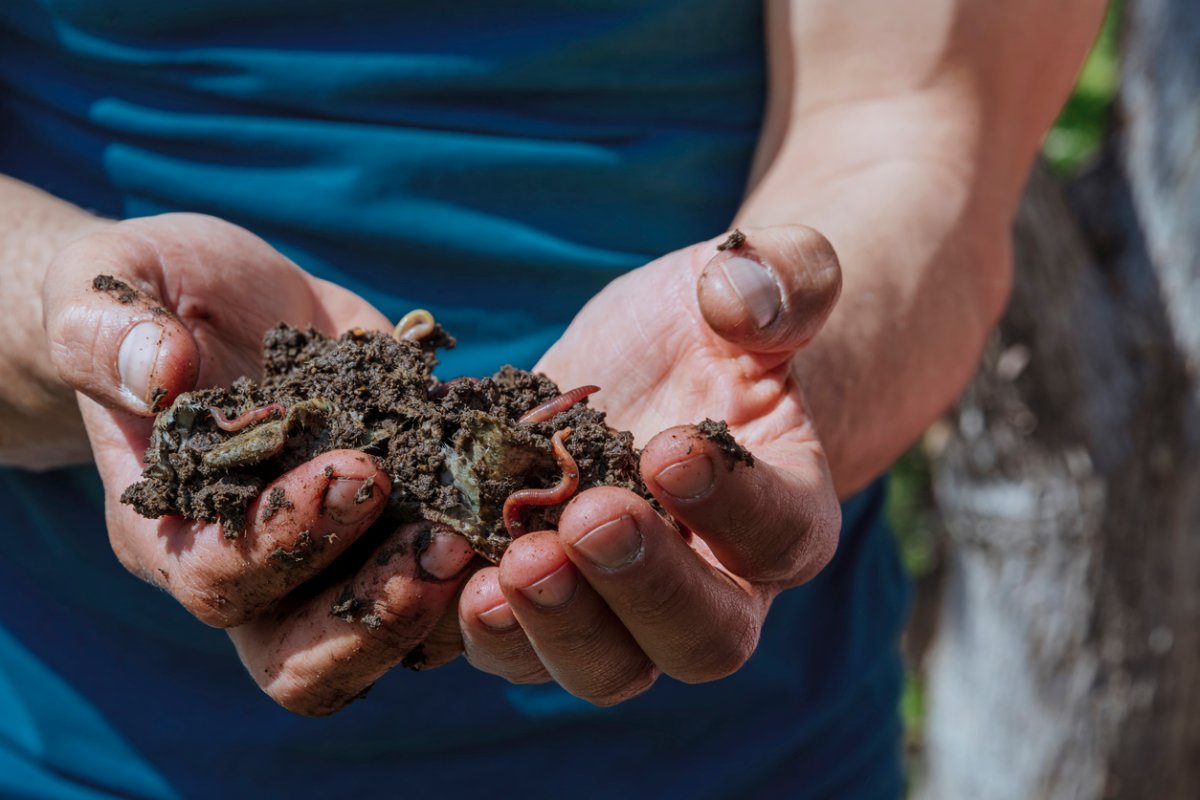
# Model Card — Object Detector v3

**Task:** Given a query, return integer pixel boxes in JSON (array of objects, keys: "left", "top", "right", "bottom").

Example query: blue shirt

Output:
[{"left": 0, "top": 2, "right": 910, "bottom": 797}]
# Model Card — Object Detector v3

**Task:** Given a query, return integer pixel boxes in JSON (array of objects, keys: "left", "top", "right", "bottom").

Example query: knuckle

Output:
[
  {"left": 787, "top": 504, "right": 842, "bottom": 586},
  {"left": 625, "top": 568, "right": 691, "bottom": 627},
  {"left": 179, "top": 587, "right": 251, "bottom": 628},
  {"left": 788, "top": 224, "right": 840, "bottom": 279},
  {"left": 581, "top": 665, "right": 657, "bottom": 708},
  {"left": 769, "top": 530, "right": 814, "bottom": 583},
  {"left": 736, "top": 481, "right": 842, "bottom": 586},
  {"left": 723, "top": 509, "right": 800, "bottom": 584},
  {"left": 505, "top": 663, "right": 553, "bottom": 685},
  {"left": 467, "top": 648, "right": 550, "bottom": 684},
  {"left": 463, "top": 635, "right": 550, "bottom": 684},
  {"left": 264, "top": 671, "right": 348, "bottom": 717},
  {"left": 47, "top": 307, "right": 100, "bottom": 386},
  {"left": 678, "top": 615, "right": 760, "bottom": 683},
  {"left": 171, "top": 567, "right": 253, "bottom": 628}
]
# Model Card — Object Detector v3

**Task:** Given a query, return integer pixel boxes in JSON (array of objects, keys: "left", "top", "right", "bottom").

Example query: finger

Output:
[
  {"left": 557, "top": 486, "right": 767, "bottom": 683},
  {"left": 90, "top": 393, "right": 393, "bottom": 627},
  {"left": 164, "top": 450, "right": 391, "bottom": 626},
  {"left": 696, "top": 224, "right": 841, "bottom": 360},
  {"left": 640, "top": 424, "right": 841, "bottom": 586},
  {"left": 459, "top": 567, "right": 551, "bottom": 685},
  {"left": 414, "top": 599, "right": 468, "bottom": 672},
  {"left": 496, "top": 532, "right": 658, "bottom": 706},
  {"left": 45, "top": 230, "right": 201, "bottom": 414},
  {"left": 44, "top": 216, "right": 381, "bottom": 417},
  {"left": 405, "top": 538, "right": 479, "bottom": 671},
  {"left": 309, "top": 276, "right": 395, "bottom": 336},
  {"left": 230, "top": 522, "right": 476, "bottom": 716}
]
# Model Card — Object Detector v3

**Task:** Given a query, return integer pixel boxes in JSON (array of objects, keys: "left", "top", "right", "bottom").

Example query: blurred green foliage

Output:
[
  {"left": 1044, "top": 1, "right": 1122, "bottom": 175},
  {"left": 886, "top": 448, "right": 939, "bottom": 578}
]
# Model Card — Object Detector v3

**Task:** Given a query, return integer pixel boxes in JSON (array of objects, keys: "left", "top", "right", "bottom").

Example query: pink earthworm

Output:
[
  {"left": 518, "top": 385, "right": 600, "bottom": 425},
  {"left": 427, "top": 375, "right": 478, "bottom": 400},
  {"left": 393, "top": 309, "right": 436, "bottom": 342},
  {"left": 208, "top": 403, "right": 285, "bottom": 432},
  {"left": 503, "top": 428, "right": 579, "bottom": 539}
]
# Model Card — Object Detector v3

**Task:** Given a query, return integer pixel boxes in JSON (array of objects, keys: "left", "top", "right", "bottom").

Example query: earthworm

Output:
[
  {"left": 394, "top": 308, "right": 436, "bottom": 342},
  {"left": 503, "top": 428, "right": 579, "bottom": 539},
  {"left": 208, "top": 403, "right": 285, "bottom": 432},
  {"left": 428, "top": 375, "right": 477, "bottom": 400},
  {"left": 518, "top": 385, "right": 600, "bottom": 425}
]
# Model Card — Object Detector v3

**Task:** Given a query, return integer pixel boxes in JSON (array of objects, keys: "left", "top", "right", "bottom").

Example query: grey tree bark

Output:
[{"left": 918, "top": 1, "right": 1200, "bottom": 797}]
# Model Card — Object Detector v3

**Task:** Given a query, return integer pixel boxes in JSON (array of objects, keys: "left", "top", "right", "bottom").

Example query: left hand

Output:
[{"left": 457, "top": 225, "right": 845, "bottom": 704}]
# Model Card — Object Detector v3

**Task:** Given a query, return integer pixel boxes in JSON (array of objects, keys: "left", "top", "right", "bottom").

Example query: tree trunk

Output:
[{"left": 918, "top": 1, "right": 1200, "bottom": 797}]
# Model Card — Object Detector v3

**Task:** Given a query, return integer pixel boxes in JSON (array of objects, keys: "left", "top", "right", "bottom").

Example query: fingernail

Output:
[
  {"left": 572, "top": 515, "right": 643, "bottom": 569},
  {"left": 117, "top": 321, "right": 163, "bottom": 407},
  {"left": 323, "top": 475, "right": 382, "bottom": 526},
  {"left": 719, "top": 256, "right": 780, "bottom": 328},
  {"left": 654, "top": 454, "right": 715, "bottom": 500},
  {"left": 478, "top": 600, "right": 517, "bottom": 631},
  {"left": 419, "top": 528, "right": 476, "bottom": 580},
  {"left": 519, "top": 562, "right": 577, "bottom": 608}
]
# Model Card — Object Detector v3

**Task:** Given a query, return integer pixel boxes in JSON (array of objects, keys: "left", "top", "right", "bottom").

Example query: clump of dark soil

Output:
[
  {"left": 696, "top": 419, "right": 755, "bottom": 469},
  {"left": 93, "top": 273, "right": 139, "bottom": 304},
  {"left": 121, "top": 323, "right": 651, "bottom": 562}
]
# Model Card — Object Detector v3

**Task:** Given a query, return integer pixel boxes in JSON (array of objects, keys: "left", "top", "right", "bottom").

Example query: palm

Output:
[
  {"left": 69, "top": 215, "right": 392, "bottom": 494},
  {"left": 48, "top": 214, "right": 478, "bottom": 714},
  {"left": 535, "top": 242, "right": 817, "bottom": 469}
]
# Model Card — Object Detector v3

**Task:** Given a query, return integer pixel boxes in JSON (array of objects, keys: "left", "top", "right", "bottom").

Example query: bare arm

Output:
[
  {"left": 0, "top": 177, "right": 108, "bottom": 467},
  {"left": 459, "top": 0, "right": 1113, "bottom": 704},
  {"left": 743, "top": 0, "right": 1109, "bottom": 494},
  {"left": 0, "top": 176, "right": 475, "bottom": 712}
]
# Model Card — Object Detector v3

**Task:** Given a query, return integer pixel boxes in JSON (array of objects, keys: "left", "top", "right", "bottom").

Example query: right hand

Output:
[{"left": 42, "top": 213, "right": 475, "bottom": 714}]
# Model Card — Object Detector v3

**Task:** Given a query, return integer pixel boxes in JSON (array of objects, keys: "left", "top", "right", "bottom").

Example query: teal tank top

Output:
[{"left": 0, "top": 2, "right": 910, "bottom": 797}]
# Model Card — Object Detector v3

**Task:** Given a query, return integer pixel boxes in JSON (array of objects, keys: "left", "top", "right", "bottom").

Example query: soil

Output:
[
  {"left": 696, "top": 419, "right": 754, "bottom": 469},
  {"left": 121, "top": 322, "right": 654, "bottom": 562},
  {"left": 92, "top": 274, "right": 140, "bottom": 304},
  {"left": 716, "top": 228, "right": 746, "bottom": 251}
]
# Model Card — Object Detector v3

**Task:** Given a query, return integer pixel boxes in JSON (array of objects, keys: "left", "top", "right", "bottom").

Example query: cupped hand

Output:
[
  {"left": 42, "top": 213, "right": 475, "bottom": 715},
  {"left": 457, "top": 226, "right": 844, "bottom": 705}
]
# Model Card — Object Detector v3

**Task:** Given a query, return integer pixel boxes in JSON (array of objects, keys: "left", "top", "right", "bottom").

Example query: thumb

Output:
[
  {"left": 44, "top": 230, "right": 199, "bottom": 415},
  {"left": 696, "top": 224, "right": 842, "bottom": 357}
]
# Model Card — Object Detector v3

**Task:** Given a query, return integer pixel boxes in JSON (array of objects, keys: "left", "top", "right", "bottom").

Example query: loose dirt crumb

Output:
[
  {"left": 374, "top": 539, "right": 409, "bottom": 567},
  {"left": 148, "top": 387, "right": 169, "bottom": 412},
  {"left": 330, "top": 586, "right": 367, "bottom": 622},
  {"left": 261, "top": 486, "right": 293, "bottom": 522},
  {"left": 401, "top": 644, "right": 428, "bottom": 671},
  {"left": 716, "top": 229, "right": 747, "bottom": 251},
  {"left": 270, "top": 530, "right": 313, "bottom": 567},
  {"left": 92, "top": 274, "right": 138, "bottom": 303},
  {"left": 697, "top": 418, "right": 754, "bottom": 469}
]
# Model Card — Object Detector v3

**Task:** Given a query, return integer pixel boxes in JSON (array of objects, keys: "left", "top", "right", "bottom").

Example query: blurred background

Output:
[{"left": 896, "top": 1, "right": 1200, "bottom": 796}]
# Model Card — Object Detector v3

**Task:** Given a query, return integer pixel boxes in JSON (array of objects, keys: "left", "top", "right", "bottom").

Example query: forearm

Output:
[
  {"left": 738, "top": 0, "right": 1107, "bottom": 496},
  {"left": 0, "top": 175, "right": 109, "bottom": 467},
  {"left": 740, "top": 131, "right": 1009, "bottom": 495}
]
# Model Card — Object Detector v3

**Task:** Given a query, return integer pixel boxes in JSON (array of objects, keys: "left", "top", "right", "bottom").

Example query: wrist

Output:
[
  {"left": 0, "top": 176, "right": 113, "bottom": 467},
  {"left": 740, "top": 150, "right": 1014, "bottom": 496}
]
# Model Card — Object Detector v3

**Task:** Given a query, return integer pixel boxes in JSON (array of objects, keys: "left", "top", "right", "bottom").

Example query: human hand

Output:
[
  {"left": 42, "top": 214, "right": 476, "bottom": 714},
  {"left": 457, "top": 226, "right": 843, "bottom": 704}
]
